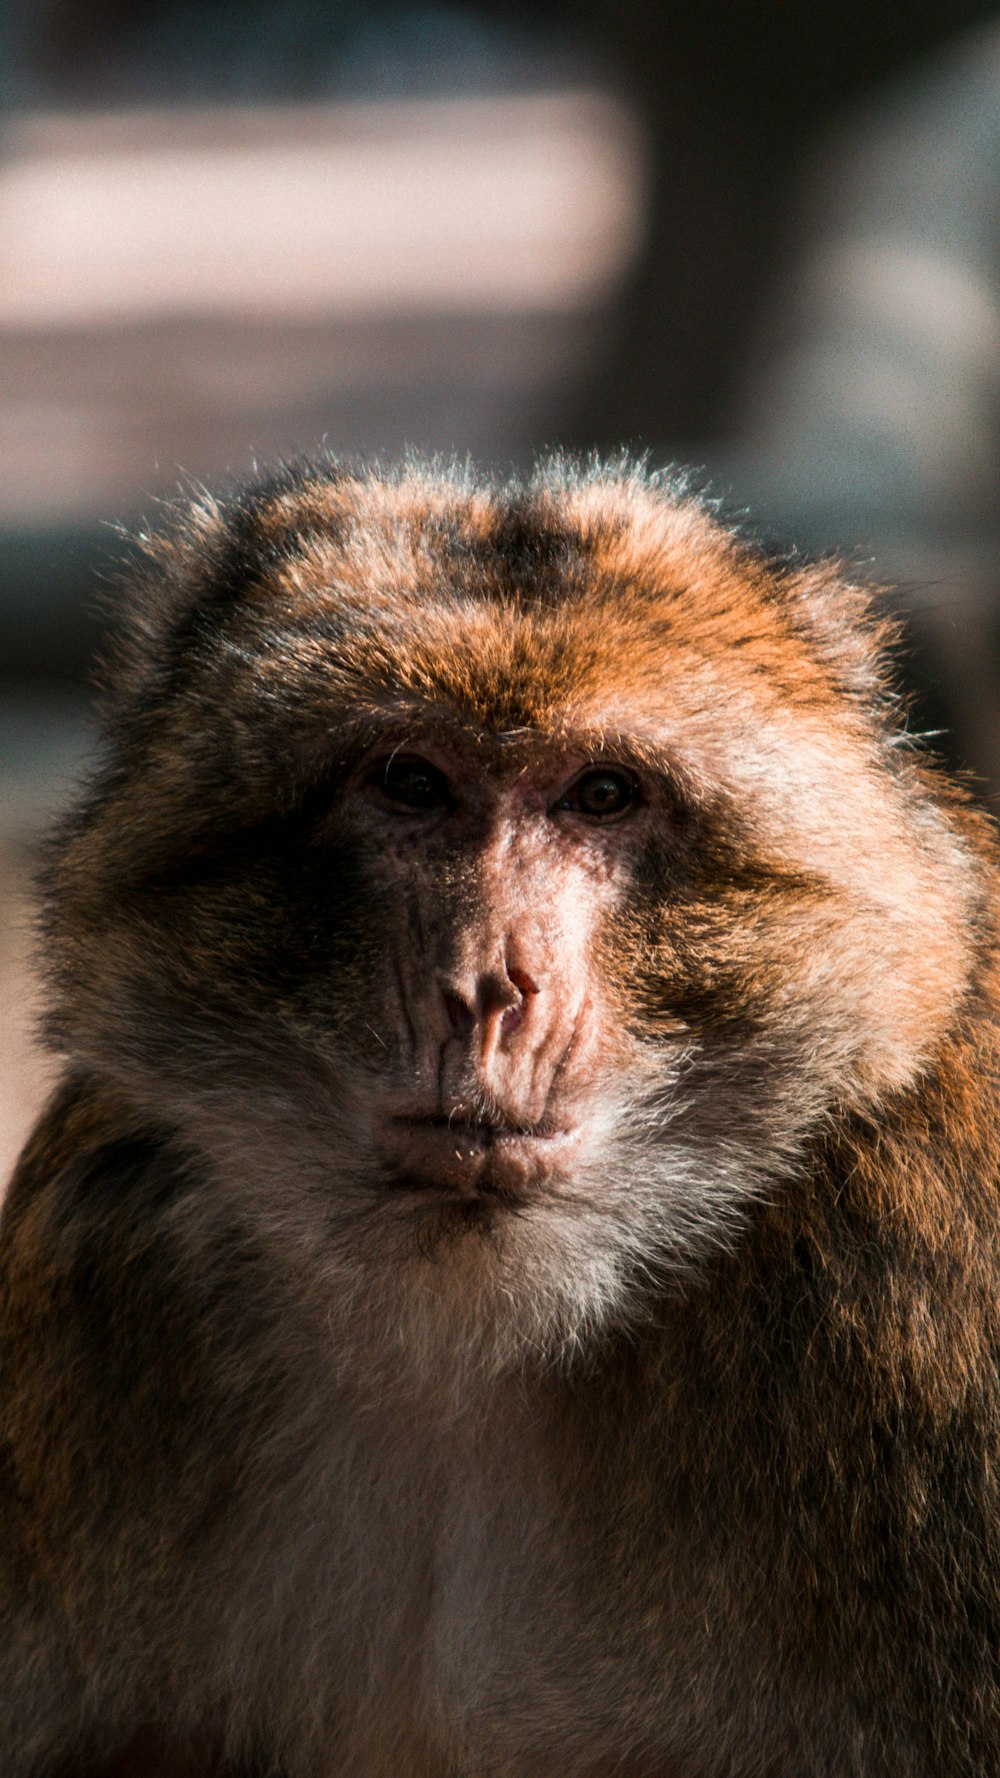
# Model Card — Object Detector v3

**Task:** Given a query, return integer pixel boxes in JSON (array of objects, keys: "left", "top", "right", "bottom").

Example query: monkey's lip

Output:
[{"left": 381, "top": 1114, "right": 579, "bottom": 1200}]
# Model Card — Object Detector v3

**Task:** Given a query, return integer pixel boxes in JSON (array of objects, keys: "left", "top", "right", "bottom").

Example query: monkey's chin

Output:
[{"left": 379, "top": 1117, "right": 581, "bottom": 1205}]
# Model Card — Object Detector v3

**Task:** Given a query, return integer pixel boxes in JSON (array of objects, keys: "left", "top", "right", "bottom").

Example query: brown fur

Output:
[{"left": 1, "top": 457, "right": 998, "bottom": 1776}]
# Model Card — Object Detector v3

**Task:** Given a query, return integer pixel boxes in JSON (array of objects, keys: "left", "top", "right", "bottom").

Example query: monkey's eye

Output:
[
  {"left": 376, "top": 755, "right": 453, "bottom": 811},
  {"left": 557, "top": 767, "right": 639, "bottom": 821}
]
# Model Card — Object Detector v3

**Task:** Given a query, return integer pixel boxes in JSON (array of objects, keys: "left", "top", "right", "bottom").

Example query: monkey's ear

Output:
[
  {"left": 99, "top": 461, "right": 345, "bottom": 722},
  {"left": 782, "top": 557, "right": 901, "bottom": 721},
  {"left": 99, "top": 491, "right": 233, "bottom": 717}
]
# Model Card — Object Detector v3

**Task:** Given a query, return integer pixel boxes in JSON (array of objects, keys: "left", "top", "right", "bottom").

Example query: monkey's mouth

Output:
[{"left": 381, "top": 1114, "right": 579, "bottom": 1202}]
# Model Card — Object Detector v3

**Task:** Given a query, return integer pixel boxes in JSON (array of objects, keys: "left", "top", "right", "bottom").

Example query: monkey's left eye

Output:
[
  {"left": 556, "top": 767, "right": 639, "bottom": 821},
  {"left": 375, "top": 755, "right": 453, "bottom": 811}
]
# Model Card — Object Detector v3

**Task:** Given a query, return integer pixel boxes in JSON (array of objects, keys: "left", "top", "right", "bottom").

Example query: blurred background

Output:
[{"left": 4, "top": 0, "right": 1000, "bottom": 1179}]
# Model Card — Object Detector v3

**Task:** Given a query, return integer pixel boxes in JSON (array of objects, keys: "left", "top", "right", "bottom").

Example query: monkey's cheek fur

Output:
[{"left": 377, "top": 1117, "right": 585, "bottom": 1203}]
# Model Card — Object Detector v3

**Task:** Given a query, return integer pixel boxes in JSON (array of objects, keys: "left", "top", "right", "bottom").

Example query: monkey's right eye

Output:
[{"left": 375, "top": 755, "right": 454, "bottom": 812}]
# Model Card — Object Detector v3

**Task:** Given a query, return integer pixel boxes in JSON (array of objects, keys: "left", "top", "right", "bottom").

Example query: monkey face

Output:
[
  {"left": 321, "top": 736, "right": 664, "bottom": 1208},
  {"left": 43, "top": 462, "right": 981, "bottom": 1365}
]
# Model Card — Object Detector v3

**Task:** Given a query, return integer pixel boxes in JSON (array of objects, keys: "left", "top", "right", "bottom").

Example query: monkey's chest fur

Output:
[
  {"left": 111, "top": 1339, "right": 805, "bottom": 1778},
  {"left": 6, "top": 1163, "right": 879, "bottom": 1778}
]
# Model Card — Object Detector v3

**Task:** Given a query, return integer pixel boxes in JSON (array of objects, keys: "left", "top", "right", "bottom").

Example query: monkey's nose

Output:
[{"left": 442, "top": 967, "right": 539, "bottom": 1056}]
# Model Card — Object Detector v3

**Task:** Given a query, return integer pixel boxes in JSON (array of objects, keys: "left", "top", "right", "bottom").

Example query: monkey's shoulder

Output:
[
  {"left": 0, "top": 1080, "right": 198, "bottom": 1428},
  {"left": 0, "top": 1080, "right": 291, "bottom": 1572},
  {"left": 2, "top": 1073, "right": 191, "bottom": 1266},
  {"left": 0, "top": 1075, "right": 286, "bottom": 1365}
]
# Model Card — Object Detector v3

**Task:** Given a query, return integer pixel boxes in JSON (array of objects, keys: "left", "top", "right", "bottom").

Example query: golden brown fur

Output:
[{"left": 1, "top": 458, "right": 998, "bottom": 1776}]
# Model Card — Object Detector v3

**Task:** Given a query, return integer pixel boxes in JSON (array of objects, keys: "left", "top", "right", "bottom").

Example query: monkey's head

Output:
[{"left": 44, "top": 460, "right": 983, "bottom": 1369}]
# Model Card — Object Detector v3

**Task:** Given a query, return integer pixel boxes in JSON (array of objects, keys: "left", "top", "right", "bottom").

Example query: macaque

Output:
[{"left": 1, "top": 458, "right": 998, "bottom": 1778}]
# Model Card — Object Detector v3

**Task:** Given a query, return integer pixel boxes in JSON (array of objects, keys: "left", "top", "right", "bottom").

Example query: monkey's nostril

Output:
[
  {"left": 507, "top": 966, "right": 539, "bottom": 998},
  {"left": 444, "top": 990, "right": 475, "bottom": 1038}
]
